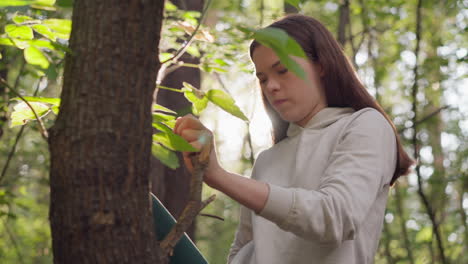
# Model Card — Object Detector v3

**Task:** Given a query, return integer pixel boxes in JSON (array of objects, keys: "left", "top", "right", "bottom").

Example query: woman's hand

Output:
[
  {"left": 174, "top": 114, "right": 223, "bottom": 186},
  {"left": 174, "top": 114, "right": 269, "bottom": 213}
]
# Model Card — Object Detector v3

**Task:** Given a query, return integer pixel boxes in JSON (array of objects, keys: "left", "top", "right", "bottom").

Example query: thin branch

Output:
[
  {"left": 411, "top": 0, "right": 447, "bottom": 262},
  {"left": 0, "top": 75, "right": 43, "bottom": 185},
  {"left": 199, "top": 213, "right": 224, "bottom": 221},
  {"left": 0, "top": 77, "right": 48, "bottom": 140},
  {"left": 161, "top": 0, "right": 213, "bottom": 65},
  {"left": 337, "top": 0, "right": 350, "bottom": 47},
  {"left": 157, "top": 85, "right": 184, "bottom": 93},
  {"left": 160, "top": 140, "right": 216, "bottom": 256},
  {"left": 398, "top": 105, "right": 451, "bottom": 134},
  {"left": 0, "top": 126, "right": 26, "bottom": 185}
]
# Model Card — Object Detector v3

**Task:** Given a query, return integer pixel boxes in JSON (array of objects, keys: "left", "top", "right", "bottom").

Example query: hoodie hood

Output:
[{"left": 286, "top": 107, "right": 355, "bottom": 137}]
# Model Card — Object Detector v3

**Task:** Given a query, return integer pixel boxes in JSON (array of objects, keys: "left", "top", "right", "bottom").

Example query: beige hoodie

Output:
[{"left": 228, "top": 107, "right": 397, "bottom": 264}]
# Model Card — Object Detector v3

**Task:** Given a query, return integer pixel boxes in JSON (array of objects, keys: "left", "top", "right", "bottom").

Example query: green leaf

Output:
[
  {"left": 11, "top": 39, "right": 29, "bottom": 49},
  {"left": 5, "top": 25, "right": 34, "bottom": 40},
  {"left": 206, "top": 89, "right": 248, "bottom": 121},
  {"left": 51, "top": 105, "right": 59, "bottom": 114},
  {"left": 159, "top": 52, "right": 172, "bottom": 62},
  {"left": 30, "top": 39, "right": 55, "bottom": 50},
  {"left": 35, "top": 0, "right": 55, "bottom": 5},
  {"left": 153, "top": 104, "right": 177, "bottom": 115},
  {"left": 184, "top": 91, "right": 208, "bottom": 115},
  {"left": 253, "top": 27, "right": 307, "bottom": 80},
  {"left": 415, "top": 226, "right": 432, "bottom": 243},
  {"left": 0, "top": 38, "right": 15, "bottom": 46},
  {"left": 214, "top": 58, "right": 229, "bottom": 66},
  {"left": 186, "top": 45, "right": 200, "bottom": 57},
  {"left": 285, "top": 0, "right": 300, "bottom": 9},
  {"left": 32, "top": 24, "right": 57, "bottom": 41},
  {"left": 11, "top": 96, "right": 60, "bottom": 106},
  {"left": 42, "top": 19, "right": 71, "bottom": 39},
  {"left": 10, "top": 101, "right": 50, "bottom": 127},
  {"left": 0, "top": 0, "right": 34, "bottom": 7},
  {"left": 152, "top": 112, "right": 176, "bottom": 123},
  {"left": 152, "top": 143, "right": 179, "bottom": 169},
  {"left": 165, "top": 1, "right": 178, "bottom": 11},
  {"left": 152, "top": 122, "right": 198, "bottom": 152},
  {"left": 12, "top": 15, "right": 35, "bottom": 24},
  {"left": 182, "top": 82, "right": 208, "bottom": 115},
  {"left": 24, "top": 46, "right": 49, "bottom": 69}
]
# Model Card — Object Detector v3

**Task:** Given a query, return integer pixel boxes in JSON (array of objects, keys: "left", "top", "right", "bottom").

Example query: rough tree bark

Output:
[
  {"left": 48, "top": 1, "right": 165, "bottom": 263},
  {"left": 152, "top": 0, "right": 203, "bottom": 240}
]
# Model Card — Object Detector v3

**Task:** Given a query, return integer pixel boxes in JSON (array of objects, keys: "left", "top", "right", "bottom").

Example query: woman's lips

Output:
[{"left": 273, "top": 99, "right": 288, "bottom": 106}]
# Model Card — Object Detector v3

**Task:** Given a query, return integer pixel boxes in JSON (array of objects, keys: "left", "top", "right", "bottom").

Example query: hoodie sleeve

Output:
[{"left": 257, "top": 110, "right": 397, "bottom": 245}]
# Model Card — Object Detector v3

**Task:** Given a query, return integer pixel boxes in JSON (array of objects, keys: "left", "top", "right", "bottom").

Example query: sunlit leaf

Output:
[
  {"left": 24, "top": 46, "right": 49, "bottom": 69},
  {"left": 186, "top": 46, "right": 200, "bottom": 57},
  {"left": 184, "top": 91, "right": 208, "bottom": 115},
  {"left": 159, "top": 52, "right": 173, "bottom": 62},
  {"left": 152, "top": 112, "right": 176, "bottom": 123},
  {"left": 182, "top": 82, "right": 208, "bottom": 115},
  {"left": 12, "top": 15, "right": 35, "bottom": 24},
  {"left": 10, "top": 101, "right": 50, "bottom": 127},
  {"left": 30, "top": 39, "right": 55, "bottom": 50},
  {"left": 254, "top": 27, "right": 307, "bottom": 80},
  {"left": 35, "top": 0, "right": 55, "bottom": 5},
  {"left": 11, "top": 39, "right": 29, "bottom": 49},
  {"left": 11, "top": 96, "right": 60, "bottom": 106},
  {"left": 206, "top": 89, "right": 248, "bottom": 121},
  {"left": 42, "top": 19, "right": 71, "bottom": 39},
  {"left": 0, "top": 0, "right": 34, "bottom": 7},
  {"left": 0, "top": 38, "right": 15, "bottom": 46},
  {"left": 32, "top": 24, "right": 57, "bottom": 41},
  {"left": 165, "top": 1, "right": 178, "bottom": 11},
  {"left": 152, "top": 143, "right": 179, "bottom": 169},
  {"left": 153, "top": 104, "right": 177, "bottom": 115},
  {"left": 5, "top": 25, "right": 34, "bottom": 40},
  {"left": 415, "top": 226, "right": 432, "bottom": 243}
]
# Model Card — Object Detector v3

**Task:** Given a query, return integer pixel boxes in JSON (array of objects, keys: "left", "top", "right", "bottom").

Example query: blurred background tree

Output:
[{"left": 0, "top": 0, "right": 466, "bottom": 263}]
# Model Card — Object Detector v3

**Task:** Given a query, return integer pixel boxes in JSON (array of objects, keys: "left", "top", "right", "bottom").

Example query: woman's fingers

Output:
[
  {"left": 174, "top": 114, "right": 205, "bottom": 135},
  {"left": 180, "top": 129, "right": 204, "bottom": 142}
]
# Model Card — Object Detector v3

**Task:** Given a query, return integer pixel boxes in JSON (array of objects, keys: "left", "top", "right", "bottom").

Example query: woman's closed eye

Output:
[{"left": 278, "top": 68, "right": 288, "bottom": 74}]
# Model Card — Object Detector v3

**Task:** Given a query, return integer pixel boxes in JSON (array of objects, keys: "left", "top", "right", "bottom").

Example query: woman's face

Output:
[{"left": 252, "top": 45, "right": 328, "bottom": 127}]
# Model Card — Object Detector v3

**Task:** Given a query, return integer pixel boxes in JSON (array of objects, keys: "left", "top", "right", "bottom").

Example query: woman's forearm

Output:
[{"left": 206, "top": 168, "right": 269, "bottom": 214}]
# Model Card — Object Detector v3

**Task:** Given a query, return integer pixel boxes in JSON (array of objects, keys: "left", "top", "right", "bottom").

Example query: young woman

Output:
[{"left": 174, "top": 14, "right": 413, "bottom": 264}]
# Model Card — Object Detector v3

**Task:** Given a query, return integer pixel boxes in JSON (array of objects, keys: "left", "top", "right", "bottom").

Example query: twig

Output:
[
  {"left": 398, "top": 105, "right": 451, "bottom": 134},
  {"left": 157, "top": 85, "right": 184, "bottom": 93},
  {"left": 411, "top": 0, "right": 447, "bottom": 262},
  {"left": 0, "top": 126, "right": 26, "bottom": 185},
  {"left": 0, "top": 77, "right": 48, "bottom": 140},
  {"left": 161, "top": 0, "right": 213, "bottom": 65},
  {"left": 160, "top": 140, "right": 216, "bottom": 256},
  {"left": 199, "top": 213, "right": 224, "bottom": 221},
  {"left": 0, "top": 76, "right": 43, "bottom": 185}
]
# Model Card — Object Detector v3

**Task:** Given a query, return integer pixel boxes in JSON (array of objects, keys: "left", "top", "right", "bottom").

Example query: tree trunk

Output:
[
  {"left": 152, "top": 0, "right": 203, "bottom": 240},
  {"left": 48, "top": 1, "right": 165, "bottom": 263}
]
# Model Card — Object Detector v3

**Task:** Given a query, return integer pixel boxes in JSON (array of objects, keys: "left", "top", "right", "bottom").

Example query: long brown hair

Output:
[{"left": 249, "top": 14, "right": 413, "bottom": 185}]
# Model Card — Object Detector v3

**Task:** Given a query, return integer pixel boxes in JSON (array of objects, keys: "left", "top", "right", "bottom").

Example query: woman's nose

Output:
[{"left": 265, "top": 78, "right": 280, "bottom": 93}]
